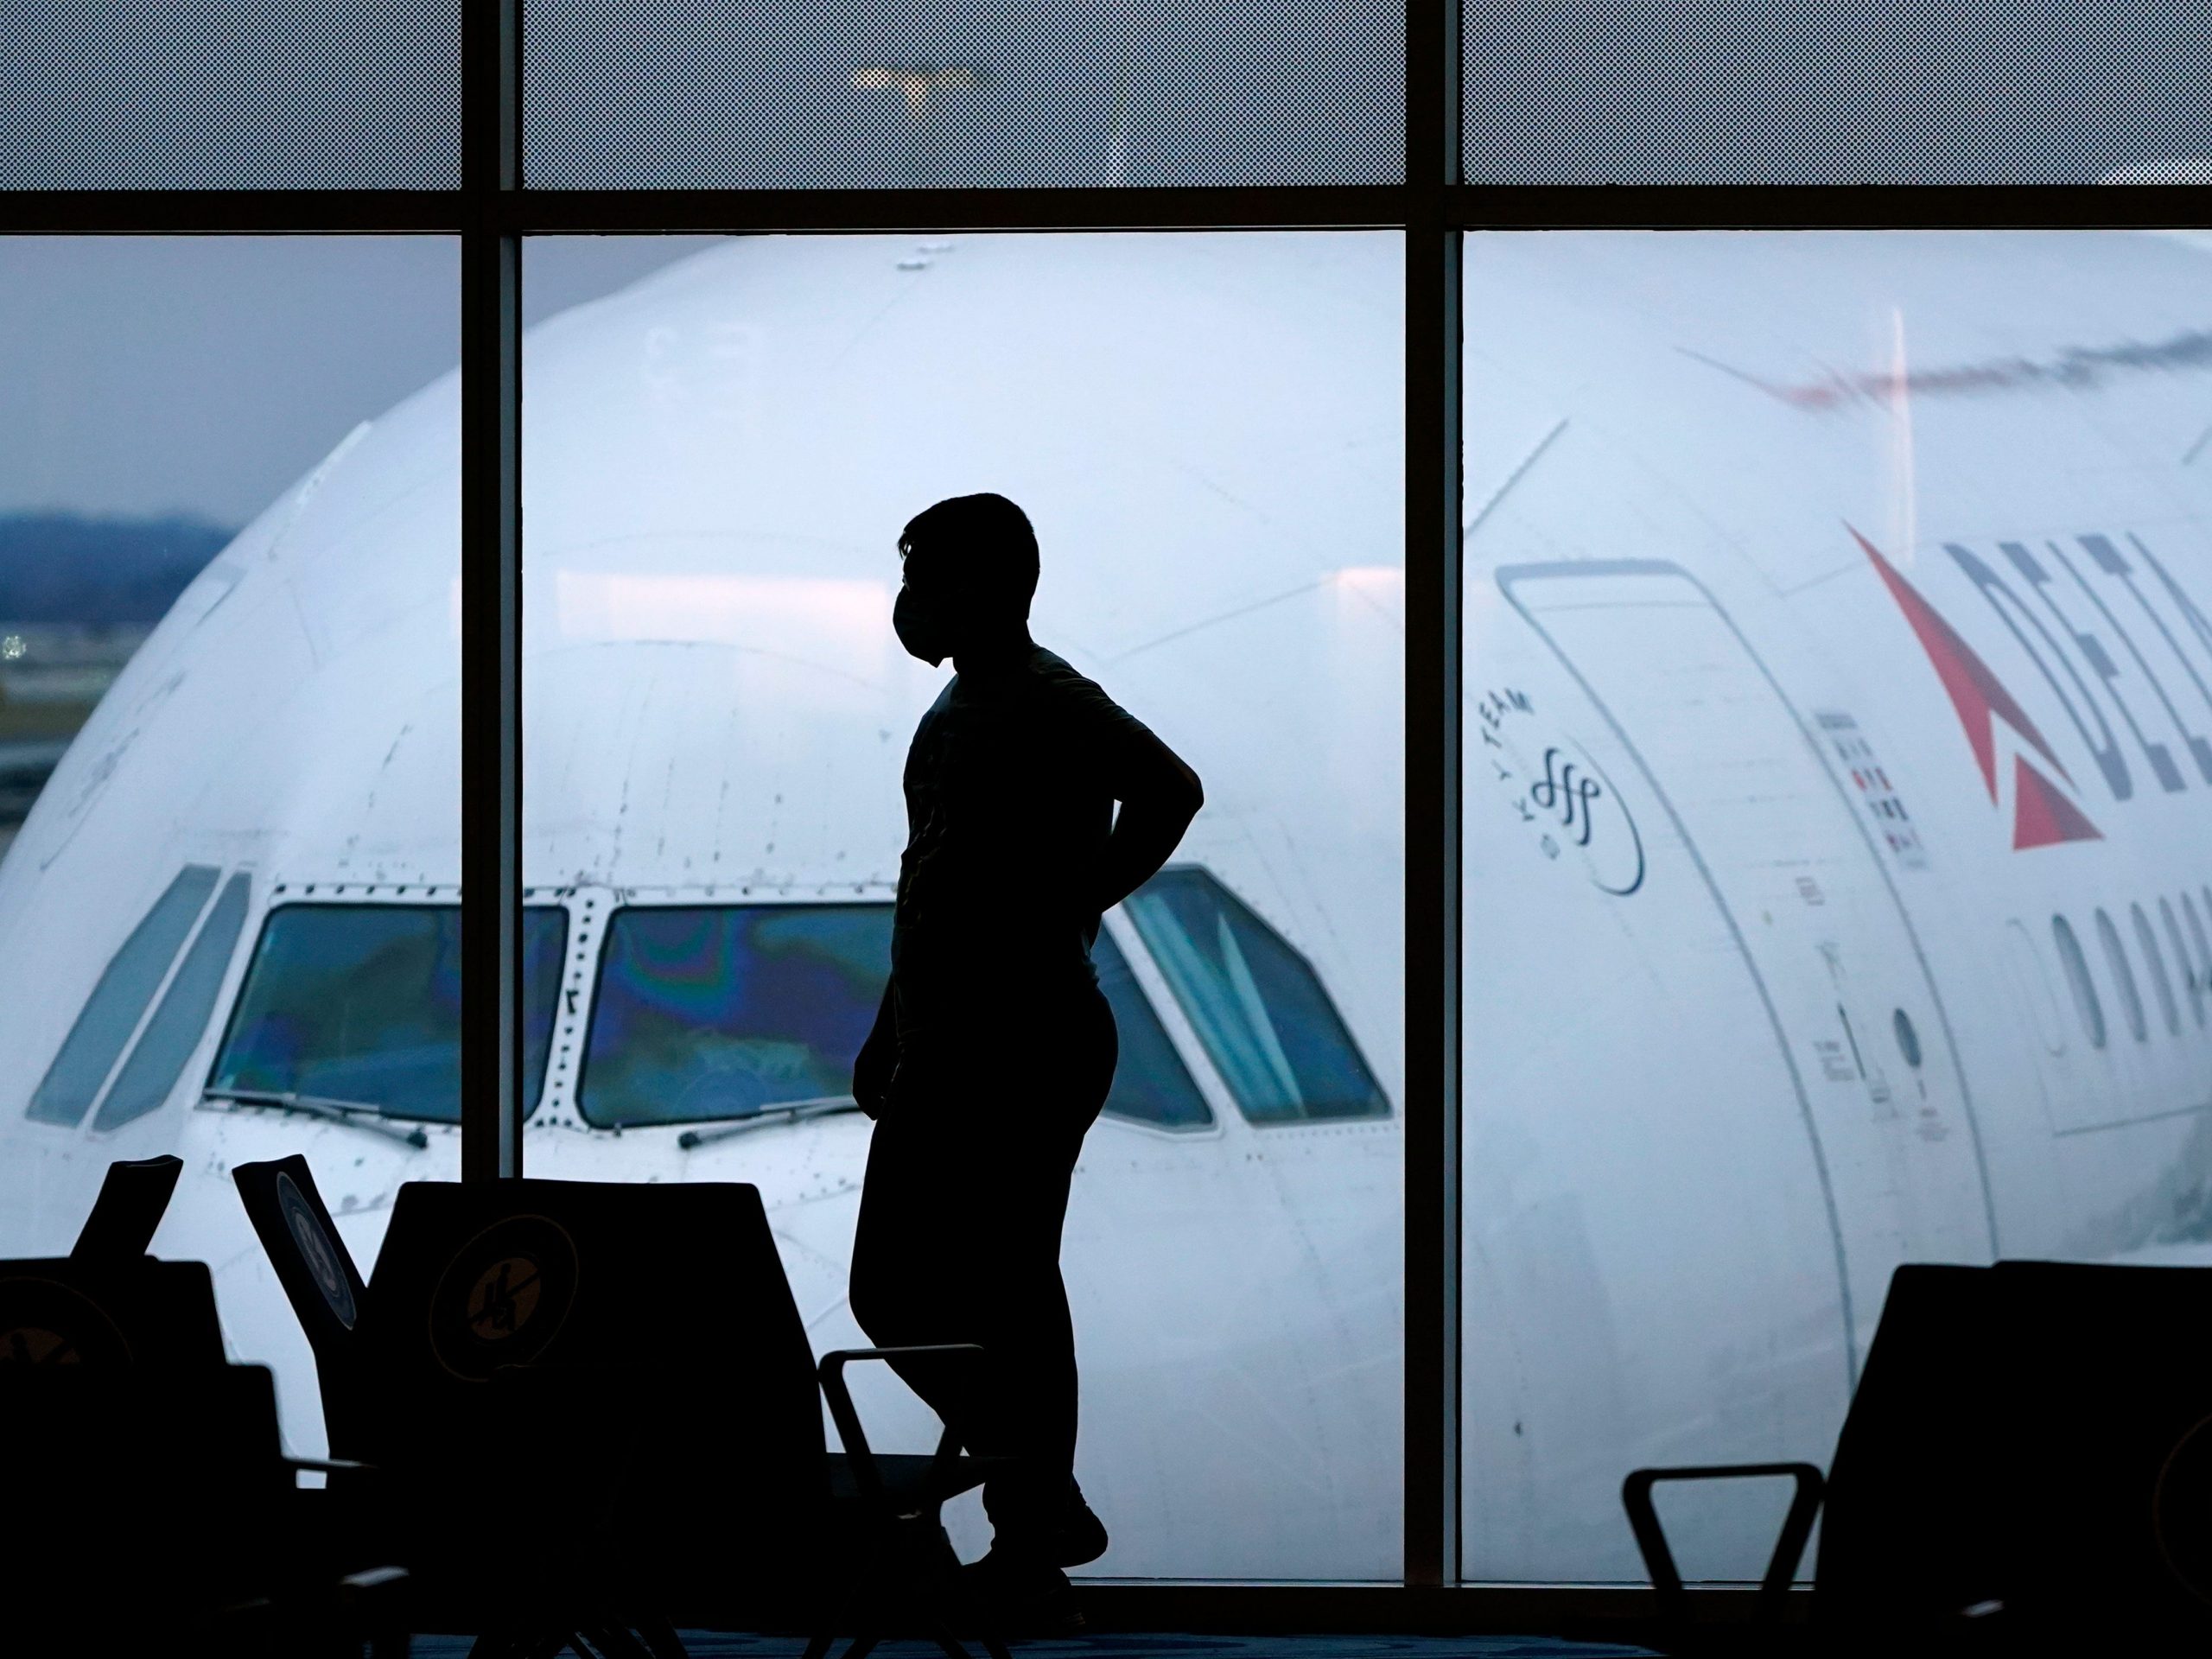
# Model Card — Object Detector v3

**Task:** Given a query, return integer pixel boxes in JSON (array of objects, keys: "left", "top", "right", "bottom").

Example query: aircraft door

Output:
[{"left": 1499, "top": 560, "right": 1997, "bottom": 1370}]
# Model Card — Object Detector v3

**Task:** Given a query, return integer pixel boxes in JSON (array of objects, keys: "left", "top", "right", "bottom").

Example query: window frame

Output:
[{"left": 10, "top": 0, "right": 2187, "bottom": 1613}]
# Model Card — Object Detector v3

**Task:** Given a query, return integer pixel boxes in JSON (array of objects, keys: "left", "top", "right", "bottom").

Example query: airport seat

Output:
[
  {"left": 1622, "top": 1261, "right": 2212, "bottom": 1653},
  {"left": 0, "top": 1249, "right": 226, "bottom": 1369},
  {"left": 1, "top": 1359, "right": 409, "bottom": 1654},
  {"left": 236, "top": 1162, "right": 1015, "bottom": 1659},
  {"left": 232, "top": 1152, "right": 379, "bottom": 1462},
  {"left": 69, "top": 1151, "right": 183, "bottom": 1264},
  {"left": 3, "top": 1166, "right": 407, "bottom": 1652}
]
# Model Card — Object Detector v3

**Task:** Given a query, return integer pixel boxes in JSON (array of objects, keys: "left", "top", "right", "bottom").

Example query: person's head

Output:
[{"left": 893, "top": 492, "right": 1039, "bottom": 665}]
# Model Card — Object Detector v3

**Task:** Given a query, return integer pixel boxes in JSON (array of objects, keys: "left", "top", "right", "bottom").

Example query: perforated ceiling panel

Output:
[
  {"left": 1464, "top": 0, "right": 2212, "bottom": 184},
  {"left": 524, "top": 0, "right": 1402, "bottom": 188},
  {"left": 0, "top": 0, "right": 460, "bottom": 189}
]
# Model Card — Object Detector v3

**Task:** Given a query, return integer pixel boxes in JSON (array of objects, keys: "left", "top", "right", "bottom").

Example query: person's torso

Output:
[{"left": 891, "top": 645, "right": 1116, "bottom": 1027}]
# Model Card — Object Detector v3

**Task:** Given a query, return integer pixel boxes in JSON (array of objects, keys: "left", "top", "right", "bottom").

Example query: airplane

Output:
[{"left": 1, "top": 227, "right": 2207, "bottom": 1588}]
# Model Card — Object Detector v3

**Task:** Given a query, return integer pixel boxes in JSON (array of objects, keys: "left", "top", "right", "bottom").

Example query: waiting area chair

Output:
[
  {"left": 69, "top": 1150, "right": 183, "bottom": 1265},
  {"left": 236, "top": 1156, "right": 1016, "bottom": 1659},
  {"left": 1624, "top": 1260, "right": 2212, "bottom": 1653},
  {"left": 0, "top": 1157, "right": 408, "bottom": 1653}
]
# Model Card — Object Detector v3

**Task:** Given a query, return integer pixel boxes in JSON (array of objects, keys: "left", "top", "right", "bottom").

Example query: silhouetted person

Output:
[{"left": 849, "top": 493, "right": 1203, "bottom": 1624}]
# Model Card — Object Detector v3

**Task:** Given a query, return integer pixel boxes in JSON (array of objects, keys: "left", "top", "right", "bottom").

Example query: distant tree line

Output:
[{"left": 0, "top": 513, "right": 232, "bottom": 626}]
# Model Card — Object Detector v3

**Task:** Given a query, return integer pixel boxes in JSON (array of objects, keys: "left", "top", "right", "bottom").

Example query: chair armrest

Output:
[
  {"left": 1622, "top": 1461, "right": 1825, "bottom": 1627},
  {"left": 818, "top": 1344, "right": 984, "bottom": 1516},
  {"left": 285, "top": 1456, "right": 374, "bottom": 1478}
]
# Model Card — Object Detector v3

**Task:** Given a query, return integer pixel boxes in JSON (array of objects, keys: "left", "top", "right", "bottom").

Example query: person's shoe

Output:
[
  {"left": 956, "top": 1547, "right": 1086, "bottom": 1637},
  {"left": 1051, "top": 1480, "right": 1109, "bottom": 1567}
]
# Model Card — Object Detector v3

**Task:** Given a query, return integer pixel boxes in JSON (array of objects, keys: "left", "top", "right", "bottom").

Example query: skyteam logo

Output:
[{"left": 1855, "top": 527, "right": 2104, "bottom": 850}]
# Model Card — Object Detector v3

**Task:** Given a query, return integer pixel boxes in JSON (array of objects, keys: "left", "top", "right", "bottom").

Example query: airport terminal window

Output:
[
  {"left": 25, "top": 865, "right": 221, "bottom": 1127},
  {"left": 2133, "top": 903, "right": 2181, "bottom": 1039},
  {"left": 94, "top": 874, "right": 251, "bottom": 1131},
  {"left": 1124, "top": 868, "right": 1388, "bottom": 1125},
  {"left": 2052, "top": 915, "right": 2106, "bottom": 1051},
  {"left": 2096, "top": 907, "right": 2148, "bottom": 1045},
  {"left": 1093, "top": 926, "right": 1212, "bottom": 1130},
  {"left": 580, "top": 904, "right": 893, "bottom": 1128},
  {"left": 209, "top": 905, "right": 566, "bottom": 1123}
]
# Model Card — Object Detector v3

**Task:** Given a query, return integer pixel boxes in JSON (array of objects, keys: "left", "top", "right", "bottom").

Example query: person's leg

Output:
[
  {"left": 976, "top": 989, "right": 1117, "bottom": 1558},
  {"left": 848, "top": 1058, "right": 1001, "bottom": 1453}
]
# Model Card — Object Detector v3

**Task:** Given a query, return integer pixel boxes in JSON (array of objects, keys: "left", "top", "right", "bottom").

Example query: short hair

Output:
[{"left": 898, "top": 493, "right": 1040, "bottom": 619}]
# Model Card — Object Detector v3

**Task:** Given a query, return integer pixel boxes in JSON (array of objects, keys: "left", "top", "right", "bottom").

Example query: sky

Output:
[{"left": 0, "top": 235, "right": 728, "bottom": 527}]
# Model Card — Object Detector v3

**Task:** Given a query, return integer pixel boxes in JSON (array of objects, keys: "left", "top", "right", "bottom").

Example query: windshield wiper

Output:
[
  {"left": 675, "top": 1095, "right": 864, "bottom": 1151},
  {"left": 200, "top": 1088, "right": 430, "bottom": 1150}
]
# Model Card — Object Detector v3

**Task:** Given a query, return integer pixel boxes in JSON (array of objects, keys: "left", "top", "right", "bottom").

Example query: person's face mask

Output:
[{"left": 893, "top": 582, "right": 954, "bottom": 667}]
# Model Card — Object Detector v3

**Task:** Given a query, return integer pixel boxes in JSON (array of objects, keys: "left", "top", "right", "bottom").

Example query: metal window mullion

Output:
[
  {"left": 460, "top": 0, "right": 524, "bottom": 1183},
  {"left": 1405, "top": 0, "right": 1464, "bottom": 1595}
]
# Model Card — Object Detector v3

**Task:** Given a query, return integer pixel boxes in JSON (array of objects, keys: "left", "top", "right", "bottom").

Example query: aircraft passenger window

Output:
[
  {"left": 580, "top": 904, "right": 892, "bottom": 1128},
  {"left": 208, "top": 905, "right": 567, "bottom": 1122},
  {"left": 2183, "top": 893, "right": 2212, "bottom": 1020},
  {"left": 2158, "top": 899, "right": 2202, "bottom": 1028},
  {"left": 2051, "top": 916, "right": 2106, "bottom": 1051},
  {"left": 2095, "top": 908, "right": 2148, "bottom": 1045},
  {"left": 94, "top": 874, "right": 251, "bottom": 1130},
  {"left": 2133, "top": 903, "right": 2182, "bottom": 1039},
  {"left": 26, "top": 865, "right": 220, "bottom": 1127},
  {"left": 1123, "top": 868, "right": 1389, "bottom": 1124},
  {"left": 1093, "top": 927, "right": 1212, "bottom": 1130}
]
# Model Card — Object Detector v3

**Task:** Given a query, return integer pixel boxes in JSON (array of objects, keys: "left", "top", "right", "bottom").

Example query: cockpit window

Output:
[
  {"left": 27, "top": 865, "right": 219, "bottom": 1126},
  {"left": 1092, "top": 926, "right": 1212, "bottom": 1129},
  {"left": 579, "top": 901, "right": 1217, "bottom": 1133},
  {"left": 580, "top": 904, "right": 891, "bottom": 1128},
  {"left": 96, "top": 873, "right": 251, "bottom": 1130},
  {"left": 1124, "top": 868, "right": 1389, "bottom": 1124},
  {"left": 208, "top": 905, "right": 567, "bottom": 1123}
]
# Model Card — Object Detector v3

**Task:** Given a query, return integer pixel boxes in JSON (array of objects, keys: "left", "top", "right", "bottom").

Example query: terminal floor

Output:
[{"left": 415, "top": 1636, "right": 1655, "bottom": 1658}]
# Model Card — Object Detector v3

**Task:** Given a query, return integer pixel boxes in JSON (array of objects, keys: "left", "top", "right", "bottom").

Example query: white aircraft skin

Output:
[
  {"left": 4, "top": 228, "right": 2207, "bottom": 1589},
  {"left": 0, "top": 232, "right": 1406, "bottom": 1582}
]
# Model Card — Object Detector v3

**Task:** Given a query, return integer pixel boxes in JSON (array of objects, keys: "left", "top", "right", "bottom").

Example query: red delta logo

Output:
[{"left": 1853, "top": 527, "right": 2104, "bottom": 850}]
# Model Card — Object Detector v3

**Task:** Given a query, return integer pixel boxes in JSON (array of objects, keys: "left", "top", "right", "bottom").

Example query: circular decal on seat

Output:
[
  {"left": 0, "top": 1277, "right": 131, "bottom": 1368},
  {"left": 277, "top": 1173, "right": 358, "bottom": 1330},
  {"left": 2155, "top": 1411, "right": 2212, "bottom": 1605},
  {"left": 429, "top": 1214, "right": 577, "bottom": 1381}
]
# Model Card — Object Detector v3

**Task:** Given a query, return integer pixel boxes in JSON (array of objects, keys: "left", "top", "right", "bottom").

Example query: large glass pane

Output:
[
  {"left": 0, "top": 236, "right": 459, "bottom": 1465},
  {"left": 524, "top": 232, "right": 1404, "bottom": 1580},
  {"left": 1464, "top": 2, "right": 2212, "bottom": 183},
  {"left": 524, "top": 2, "right": 1402, "bottom": 188},
  {"left": 1463, "top": 228, "right": 2212, "bottom": 1580},
  {"left": 0, "top": 1, "right": 460, "bottom": 188}
]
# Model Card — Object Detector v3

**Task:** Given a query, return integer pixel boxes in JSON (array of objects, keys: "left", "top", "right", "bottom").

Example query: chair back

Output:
[
  {"left": 369, "top": 1178, "right": 830, "bottom": 1602},
  {"left": 1987, "top": 1260, "right": 2212, "bottom": 1632},
  {"left": 1819, "top": 1260, "right": 2212, "bottom": 1637},
  {"left": 0, "top": 1256, "right": 225, "bottom": 1370},
  {"left": 1815, "top": 1263, "right": 2007, "bottom": 1627},
  {"left": 232, "top": 1154, "right": 376, "bottom": 1453},
  {"left": 70, "top": 1154, "right": 183, "bottom": 1266}
]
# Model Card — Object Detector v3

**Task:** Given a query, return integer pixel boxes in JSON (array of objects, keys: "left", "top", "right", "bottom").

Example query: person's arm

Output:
[
  {"left": 1094, "top": 728, "right": 1205, "bottom": 918},
  {"left": 852, "top": 978, "right": 897, "bottom": 1118}
]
